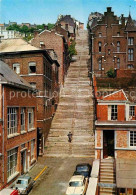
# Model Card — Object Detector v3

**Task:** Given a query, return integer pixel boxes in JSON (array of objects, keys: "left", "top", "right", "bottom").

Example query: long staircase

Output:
[
  {"left": 45, "top": 30, "right": 95, "bottom": 157},
  {"left": 99, "top": 158, "right": 117, "bottom": 195}
]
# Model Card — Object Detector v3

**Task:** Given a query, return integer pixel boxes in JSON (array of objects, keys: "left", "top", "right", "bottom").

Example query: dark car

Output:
[{"left": 73, "top": 163, "right": 92, "bottom": 178}]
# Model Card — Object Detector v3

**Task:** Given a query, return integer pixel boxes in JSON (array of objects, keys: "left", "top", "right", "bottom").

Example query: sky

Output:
[{"left": 0, "top": 0, "right": 136, "bottom": 26}]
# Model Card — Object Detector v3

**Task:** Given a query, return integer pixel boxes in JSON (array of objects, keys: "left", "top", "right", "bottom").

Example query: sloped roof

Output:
[
  {"left": 102, "top": 89, "right": 128, "bottom": 101},
  {"left": 125, "top": 14, "right": 136, "bottom": 31},
  {"left": 0, "top": 60, "right": 33, "bottom": 90},
  {"left": 0, "top": 38, "right": 40, "bottom": 53}
]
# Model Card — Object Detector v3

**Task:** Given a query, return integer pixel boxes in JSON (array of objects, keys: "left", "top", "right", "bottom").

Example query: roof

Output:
[
  {"left": 17, "top": 175, "right": 31, "bottom": 180},
  {"left": 57, "top": 15, "right": 75, "bottom": 27},
  {"left": 102, "top": 89, "right": 128, "bottom": 101},
  {"left": 125, "top": 14, "right": 136, "bottom": 31},
  {"left": 0, "top": 60, "right": 33, "bottom": 90},
  {"left": 0, "top": 38, "right": 41, "bottom": 53},
  {"left": 116, "top": 158, "right": 136, "bottom": 188},
  {"left": 70, "top": 175, "right": 84, "bottom": 182}
]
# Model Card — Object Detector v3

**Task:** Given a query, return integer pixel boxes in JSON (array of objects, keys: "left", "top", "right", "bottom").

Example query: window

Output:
[
  {"left": 128, "top": 37, "right": 134, "bottom": 45},
  {"left": 28, "top": 108, "right": 34, "bottom": 130},
  {"left": 7, "top": 108, "right": 17, "bottom": 135},
  {"left": 117, "top": 32, "right": 120, "bottom": 36},
  {"left": 7, "top": 148, "right": 18, "bottom": 179},
  {"left": 128, "top": 49, "right": 134, "bottom": 61},
  {"left": 128, "top": 64, "right": 134, "bottom": 69},
  {"left": 13, "top": 63, "right": 20, "bottom": 74},
  {"left": 99, "top": 33, "right": 102, "bottom": 37},
  {"left": 129, "top": 106, "right": 135, "bottom": 117},
  {"left": 111, "top": 105, "right": 118, "bottom": 120},
  {"left": 108, "top": 105, "right": 118, "bottom": 120},
  {"left": 98, "top": 42, "right": 102, "bottom": 53},
  {"left": 31, "top": 139, "right": 35, "bottom": 160},
  {"left": 29, "top": 62, "right": 36, "bottom": 74},
  {"left": 117, "top": 41, "right": 120, "bottom": 52},
  {"left": 21, "top": 108, "right": 25, "bottom": 131},
  {"left": 130, "top": 131, "right": 136, "bottom": 147},
  {"left": 117, "top": 58, "right": 120, "bottom": 69},
  {"left": 98, "top": 59, "right": 102, "bottom": 70},
  {"left": 30, "top": 82, "right": 36, "bottom": 89}
]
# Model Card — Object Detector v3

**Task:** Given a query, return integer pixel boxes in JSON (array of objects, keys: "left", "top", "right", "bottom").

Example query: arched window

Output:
[
  {"left": 117, "top": 41, "right": 120, "bottom": 52},
  {"left": 117, "top": 58, "right": 120, "bottom": 69},
  {"left": 99, "top": 59, "right": 102, "bottom": 70},
  {"left": 98, "top": 42, "right": 102, "bottom": 53}
]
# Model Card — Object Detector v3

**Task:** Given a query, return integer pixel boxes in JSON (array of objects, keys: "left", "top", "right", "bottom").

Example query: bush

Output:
[
  {"left": 68, "top": 41, "right": 77, "bottom": 59},
  {"left": 106, "top": 68, "right": 116, "bottom": 78}
]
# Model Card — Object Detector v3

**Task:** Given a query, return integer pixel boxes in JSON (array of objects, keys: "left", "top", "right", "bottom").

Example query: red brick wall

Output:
[
  {"left": 0, "top": 85, "right": 37, "bottom": 189},
  {"left": 117, "top": 151, "right": 136, "bottom": 159},
  {"left": 116, "top": 131, "right": 128, "bottom": 148},
  {"left": 97, "top": 130, "right": 102, "bottom": 147},
  {"left": 118, "top": 105, "right": 125, "bottom": 121},
  {"left": 31, "top": 30, "right": 64, "bottom": 84},
  {"left": 97, "top": 105, "right": 108, "bottom": 121}
]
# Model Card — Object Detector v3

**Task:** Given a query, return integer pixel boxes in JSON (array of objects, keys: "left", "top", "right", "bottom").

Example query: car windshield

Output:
[
  {"left": 77, "top": 166, "right": 89, "bottom": 172},
  {"left": 69, "top": 181, "right": 83, "bottom": 187},
  {"left": 16, "top": 180, "right": 28, "bottom": 185}
]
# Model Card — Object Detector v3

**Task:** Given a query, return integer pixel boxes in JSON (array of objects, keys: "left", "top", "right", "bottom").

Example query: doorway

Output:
[
  {"left": 21, "top": 151, "right": 26, "bottom": 174},
  {"left": 103, "top": 130, "right": 114, "bottom": 158}
]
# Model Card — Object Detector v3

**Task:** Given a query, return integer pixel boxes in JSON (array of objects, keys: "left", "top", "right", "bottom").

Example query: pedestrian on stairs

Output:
[{"left": 67, "top": 132, "right": 73, "bottom": 143}]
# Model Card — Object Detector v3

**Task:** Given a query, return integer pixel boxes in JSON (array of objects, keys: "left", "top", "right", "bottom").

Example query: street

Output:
[{"left": 29, "top": 157, "right": 93, "bottom": 195}]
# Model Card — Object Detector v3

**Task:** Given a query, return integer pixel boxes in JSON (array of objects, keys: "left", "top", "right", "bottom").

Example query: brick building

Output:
[
  {"left": 0, "top": 60, "right": 37, "bottom": 189},
  {"left": 0, "top": 39, "right": 60, "bottom": 155},
  {"left": 31, "top": 30, "right": 69, "bottom": 85},
  {"left": 95, "top": 89, "right": 136, "bottom": 159},
  {"left": 89, "top": 7, "right": 136, "bottom": 77},
  {"left": 56, "top": 15, "right": 76, "bottom": 38}
]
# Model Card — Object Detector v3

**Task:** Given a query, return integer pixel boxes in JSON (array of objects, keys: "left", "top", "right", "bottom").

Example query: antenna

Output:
[{"left": 129, "top": 5, "right": 131, "bottom": 15}]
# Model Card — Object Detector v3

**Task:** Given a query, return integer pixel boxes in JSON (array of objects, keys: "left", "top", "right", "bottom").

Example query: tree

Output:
[
  {"left": 68, "top": 41, "right": 77, "bottom": 60},
  {"left": 106, "top": 68, "right": 116, "bottom": 78},
  {"left": 47, "top": 23, "right": 55, "bottom": 30},
  {"left": 6, "top": 24, "right": 20, "bottom": 31},
  {"left": 20, "top": 25, "right": 29, "bottom": 37}
]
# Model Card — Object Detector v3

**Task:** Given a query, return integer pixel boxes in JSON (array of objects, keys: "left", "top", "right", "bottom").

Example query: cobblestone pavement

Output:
[{"left": 29, "top": 156, "right": 93, "bottom": 195}]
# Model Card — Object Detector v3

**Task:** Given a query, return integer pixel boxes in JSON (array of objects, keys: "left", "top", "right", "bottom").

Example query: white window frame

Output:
[
  {"left": 31, "top": 139, "right": 35, "bottom": 160},
  {"left": 28, "top": 108, "right": 34, "bottom": 130},
  {"left": 117, "top": 41, "right": 120, "bottom": 52},
  {"left": 128, "top": 49, "right": 134, "bottom": 61},
  {"left": 7, "top": 148, "right": 18, "bottom": 179},
  {"left": 129, "top": 131, "right": 136, "bottom": 148},
  {"left": 13, "top": 63, "right": 20, "bottom": 74},
  {"left": 21, "top": 108, "right": 25, "bottom": 131},
  {"left": 7, "top": 108, "right": 18, "bottom": 135},
  {"left": 108, "top": 105, "right": 118, "bottom": 121},
  {"left": 129, "top": 106, "right": 135, "bottom": 117},
  {"left": 128, "top": 37, "right": 134, "bottom": 45}
]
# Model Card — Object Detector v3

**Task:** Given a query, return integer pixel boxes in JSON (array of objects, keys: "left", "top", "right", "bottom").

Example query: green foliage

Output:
[
  {"left": 7, "top": 24, "right": 21, "bottom": 31},
  {"left": 87, "top": 22, "right": 90, "bottom": 29},
  {"left": 23, "top": 33, "right": 34, "bottom": 42},
  {"left": 68, "top": 41, "right": 77, "bottom": 59},
  {"left": 106, "top": 68, "right": 116, "bottom": 78},
  {"left": 47, "top": 23, "right": 55, "bottom": 30}
]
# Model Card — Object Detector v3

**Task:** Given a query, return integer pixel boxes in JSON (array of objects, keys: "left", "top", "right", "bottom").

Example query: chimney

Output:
[
  {"left": 65, "top": 24, "right": 68, "bottom": 31},
  {"left": 58, "top": 23, "right": 61, "bottom": 28},
  {"left": 44, "top": 25, "right": 48, "bottom": 30},
  {"left": 107, "top": 7, "right": 112, "bottom": 13},
  {"left": 121, "top": 14, "right": 125, "bottom": 27},
  {"left": 34, "top": 30, "right": 39, "bottom": 38}
]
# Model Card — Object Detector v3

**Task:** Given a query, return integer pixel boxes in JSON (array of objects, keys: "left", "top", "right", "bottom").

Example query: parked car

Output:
[
  {"left": 66, "top": 175, "right": 88, "bottom": 195},
  {"left": 73, "top": 163, "right": 92, "bottom": 178},
  {"left": 13, "top": 176, "right": 33, "bottom": 195},
  {"left": 0, "top": 188, "right": 18, "bottom": 195}
]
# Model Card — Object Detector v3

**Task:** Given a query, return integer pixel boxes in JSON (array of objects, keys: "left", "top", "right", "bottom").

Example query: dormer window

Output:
[{"left": 108, "top": 105, "right": 118, "bottom": 120}]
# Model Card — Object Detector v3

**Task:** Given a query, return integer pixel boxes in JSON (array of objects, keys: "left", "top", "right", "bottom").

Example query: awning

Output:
[{"left": 116, "top": 158, "right": 136, "bottom": 188}]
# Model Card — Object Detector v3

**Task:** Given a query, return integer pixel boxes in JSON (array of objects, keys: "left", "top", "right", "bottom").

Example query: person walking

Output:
[{"left": 67, "top": 132, "right": 73, "bottom": 143}]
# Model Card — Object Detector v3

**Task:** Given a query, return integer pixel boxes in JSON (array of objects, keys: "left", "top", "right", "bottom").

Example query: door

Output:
[
  {"left": 103, "top": 130, "right": 114, "bottom": 158},
  {"left": 21, "top": 151, "right": 26, "bottom": 174}
]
